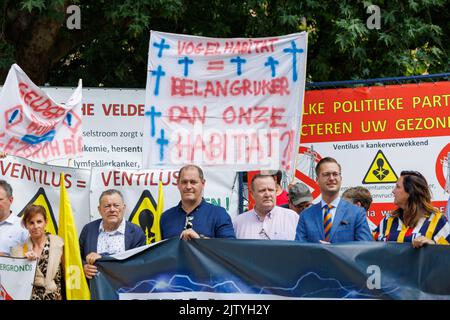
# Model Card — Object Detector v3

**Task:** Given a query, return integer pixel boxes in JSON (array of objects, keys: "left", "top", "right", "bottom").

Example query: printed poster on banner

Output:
[
  {"left": 0, "top": 155, "right": 91, "bottom": 235},
  {"left": 143, "top": 31, "right": 308, "bottom": 176},
  {"left": 0, "top": 256, "right": 37, "bottom": 300},
  {"left": 47, "top": 88, "right": 146, "bottom": 170},
  {"left": 295, "top": 82, "right": 450, "bottom": 229},
  {"left": 0, "top": 64, "right": 83, "bottom": 162},
  {"left": 90, "top": 167, "right": 239, "bottom": 244}
]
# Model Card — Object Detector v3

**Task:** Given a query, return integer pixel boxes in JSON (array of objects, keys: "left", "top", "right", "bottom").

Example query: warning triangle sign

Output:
[
  {"left": 128, "top": 190, "right": 161, "bottom": 245},
  {"left": 18, "top": 187, "right": 58, "bottom": 235},
  {"left": 363, "top": 150, "right": 398, "bottom": 184}
]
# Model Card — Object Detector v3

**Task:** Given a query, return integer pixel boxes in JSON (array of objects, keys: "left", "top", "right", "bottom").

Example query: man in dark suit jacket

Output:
[
  {"left": 295, "top": 157, "right": 373, "bottom": 243},
  {"left": 79, "top": 189, "right": 146, "bottom": 279}
]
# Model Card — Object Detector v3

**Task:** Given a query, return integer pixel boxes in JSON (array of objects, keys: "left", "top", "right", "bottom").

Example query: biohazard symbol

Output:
[
  {"left": 363, "top": 150, "right": 398, "bottom": 184},
  {"left": 128, "top": 189, "right": 163, "bottom": 244},
  {"left": 18, "top": 187, "right": 58, "bottom": 235}
]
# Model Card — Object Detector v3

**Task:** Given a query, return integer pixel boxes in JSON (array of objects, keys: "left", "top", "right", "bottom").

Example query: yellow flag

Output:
[
  {"left": 57, "top": 172, "right": 91, "bottom": 300},
  {"left": 154, "top": 181, "right": 164, "bottom": 243}
]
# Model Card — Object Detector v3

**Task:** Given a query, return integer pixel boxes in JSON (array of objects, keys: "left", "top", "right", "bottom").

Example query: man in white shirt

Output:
[
  {"left": 233, "top": 174, "right": 299, "bottom": 240},
  {"left": 0, "top": 180, "right": 28, "bottom": 255}
]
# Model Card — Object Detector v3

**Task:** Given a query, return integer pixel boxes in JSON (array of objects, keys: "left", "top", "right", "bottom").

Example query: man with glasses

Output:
[
  {"left": 79, "top": 189, "right": 146, "bottom": 279},
  {"left": 295, "top": 157, "right": 373, "bottom": 243},
  {"left": 233, "top": 174, "right": 299, "bottom": 240},
  {"left": 160, "top": 165, "right": 235, "bottom": 240}
]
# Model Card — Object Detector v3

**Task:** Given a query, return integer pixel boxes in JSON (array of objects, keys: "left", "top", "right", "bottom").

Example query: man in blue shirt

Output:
[{"left": 161, "top": 165, "right": 235, "bottom": 240}]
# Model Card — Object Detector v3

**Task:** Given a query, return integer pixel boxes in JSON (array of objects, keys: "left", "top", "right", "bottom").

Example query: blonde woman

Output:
[{"left": 11, "top": 204, "right": 64, "bottom": 300}]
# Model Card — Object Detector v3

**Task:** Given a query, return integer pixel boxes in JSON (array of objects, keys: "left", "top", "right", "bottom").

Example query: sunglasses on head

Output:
[
  {"left": 401, "top": 170, "right": 426, "bottom": 180},
  {"left": 185, "top": 215, "right": 193, "bottom": 230},
  {"left": 259, "top": 228, "right": 271, "bottom": 240}
]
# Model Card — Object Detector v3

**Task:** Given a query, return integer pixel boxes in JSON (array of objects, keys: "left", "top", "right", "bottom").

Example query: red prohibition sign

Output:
[
  {"left": 435, "top": 143, "right": 450, "bottom": 191},
  {"left": 295, "top": 146, "right": 322, "bottom": 199}
]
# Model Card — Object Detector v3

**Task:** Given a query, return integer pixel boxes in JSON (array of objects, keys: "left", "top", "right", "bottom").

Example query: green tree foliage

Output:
[{"left": 0, "top": 0, "right": 448, "bottom": 86}]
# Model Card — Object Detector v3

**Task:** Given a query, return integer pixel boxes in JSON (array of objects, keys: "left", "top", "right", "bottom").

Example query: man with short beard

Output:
[
  {"left": 295, "top": 157, "right": 372, "bottom": 243},
  {"left": 161, "top": 165, "right": 235, "bottom": 240}
]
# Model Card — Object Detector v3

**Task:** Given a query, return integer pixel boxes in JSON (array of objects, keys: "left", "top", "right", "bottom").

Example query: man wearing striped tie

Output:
[{"left": 295, "top": 157, "right": 373, "bottom": 243}]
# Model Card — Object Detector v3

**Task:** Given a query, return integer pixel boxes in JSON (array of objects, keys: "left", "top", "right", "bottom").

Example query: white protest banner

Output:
[
  {"left": 143, "top": 31, "right": 308, "bottom": 175},
  {"left": 0, "top": 64, "right": 83, "bottom": 162},
  {"left": 0, "top": 256, "right": 37, "bottom": 300},
  {"left": 0, "top": 155, "right": 91, "bottom": 234},
  {"left": 90, "top": 167, "right": 239, "bottom": 243}
]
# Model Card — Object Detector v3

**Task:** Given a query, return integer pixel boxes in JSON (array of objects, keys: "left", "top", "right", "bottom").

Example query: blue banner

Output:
[{"left": 91, "top": 239, "right": 450, "bottom": 300}]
